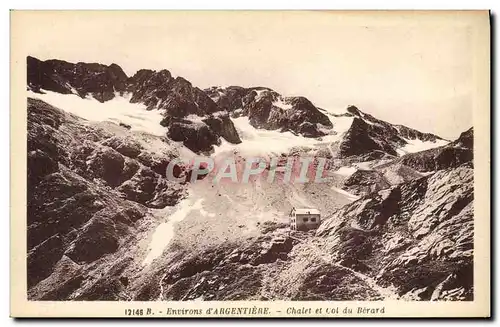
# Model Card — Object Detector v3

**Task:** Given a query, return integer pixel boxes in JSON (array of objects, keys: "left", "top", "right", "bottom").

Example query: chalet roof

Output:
[{"left": 294, "top": 208, "right": 320, "bottom": 215}]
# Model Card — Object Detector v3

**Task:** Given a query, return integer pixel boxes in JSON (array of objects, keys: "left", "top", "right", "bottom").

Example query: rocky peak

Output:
[
  {"left": 337, "top": 106, "right": 446, "bottom": 159},
  {"left": 204, "top": 86, "right": 247, "bottom": 112},
  {"left": 339, "top": 117, "right": 399, "bottom": 158},
  {"left": 395, "top": 127, "right": 474, "bottom": 173},
  {"left": 342, "top": 169, "right": 391, "bottom": 196},
  {"left": 28, "top": 56, "right": 129, "bottom": 103},
  {"left": 453, "top": 127, "right": 473, "bottom": 149},
  {"left": 206, "top": 85, "right": 333, "bottom": 137},
  {"left": 126, "top": 69, "right": 174, "bottom": 109},
  {"left": 124, "top": 67, "right": 220, "bottom": 119},
  {"left": 174, "top": 76, "right": 192, "bottom": 87},
  {"left": 346, "top": 105, "right": 362, "bottom": 116}
]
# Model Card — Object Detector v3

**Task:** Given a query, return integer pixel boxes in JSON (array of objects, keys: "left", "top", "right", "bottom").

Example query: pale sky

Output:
[{"left": 15, "top": 11, "right": 479, "bottom": 139}]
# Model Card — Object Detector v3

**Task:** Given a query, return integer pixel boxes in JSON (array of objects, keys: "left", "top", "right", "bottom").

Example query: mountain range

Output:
[{"left": 26, "top": 56, "right": 474, "bottom": 301}]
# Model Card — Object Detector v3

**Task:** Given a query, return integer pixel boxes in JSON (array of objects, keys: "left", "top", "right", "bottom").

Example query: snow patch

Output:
[
  {"left": 359, "top": 112, "right": 379, "bottom": 126},
  {"left": 318, "top": 106, "right": 349, "bottom": 115},
  {"left": 327, "top": 115, "right": 354, "bottom": 137},
  {"left": 333, "top": 166, "right": 357, "bottom": 176},
  {"left": 209, "top": 95, "right": 220, "bottom": 102},
  {"left": 143, "top": 198, "right": 207, "bottom": 266},
  {"left": 331, "top": 186, "right": 360, "bottom": 201},
  {"left": 214, "top": 115, "right": 354, "bottom": 157},
  {"left": 316, "top": 123, "right": 332, "bottom": 134},
  {"left": 362, "top": 117, "right": 375, "bottom": 126},
  {"left": 272, "top": 98, "right": 293, "bottom": 110},
  {"left": 212, "top": 111, "right": 228, "bottom": 118},
  {"left": 27, "top": 90, "right": 166, "bottom": 136},
  {"left": 254, "top": 89, "right": 268, "bottom": 102},
  {"left": 185, "top": 114, "right": 206, "bottom": 124},
  {"left": 397, "top": 138, "right": 449, "bottom": 155},
  {"left": 352, "top": 161, "right": 374, "bottom": 170}
]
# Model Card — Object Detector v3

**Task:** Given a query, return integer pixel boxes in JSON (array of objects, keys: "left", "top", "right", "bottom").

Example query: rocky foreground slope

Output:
[
  {"left": 318, "top": 162, "right": 474, "bottom": 300},
  {"left": 27, "top": 98, "right": 194, "bottom": 299},
  {"left": 26, "top": 56, "right": 474, "bottom": 301}
]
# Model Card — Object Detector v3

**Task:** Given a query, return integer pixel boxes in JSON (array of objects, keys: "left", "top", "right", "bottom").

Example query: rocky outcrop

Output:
[
  {"left": 317, "top": 163, "right": 474, "bottom": 300},
  {"left": 127, "top": 69, "right": 219, "bottom": 116},
  {"left": 339, "top": 117, "right": 399, "bottom": 157},
  {"left": 342, "top": 170, "right": 391, "bottom": 196},
  {"left": 162, "top": 111, "right": 242, "bottom": 154},
  {"left": 347, "top": 105, "right": 443, "bottom": 143},
  {"left": 27, "top": 56, "right": 128, "bottom": 102},
  {"left": 454, "top": 127, "right": 473, "bottom": 149},
  {"left": 399, "top": 147, "right": 473, "bottom": 173},
  {"left": 28, "top": 56, "right": 450, "bottom": 157},
  {"left": 166, "top": 119, "right": 221, "bottom": 154},
  {"left": 205, "top": 86, "right": 333, "bottom": 137},
  {"left": 202, "top": 112, "right": 241, "bottom": 144},
  {"left": 395, "top": 128, "right": 473, "bottom": 173},
  {"left": 205, "top": 86, "right": 248, "bottom": 112},
  {"left": 396, "top": 124, "right": 446, "bottom": 143},
  {"left": 337, "top": 162, "right": 425, "bottom": 197},
  {"left": 338, "top": 106, "right": 446, "bottom": 158}
]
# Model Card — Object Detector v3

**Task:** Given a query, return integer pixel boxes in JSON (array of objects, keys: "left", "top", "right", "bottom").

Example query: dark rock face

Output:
[
  {"left": 27, "top": 56, "right": 128, "bottom": 102},
  {"left": 134, "top": 233, "right": 297, "bottom": 301},
  {"left": 339, "top": 117, "right": 399, "bottom": 157},
  {"left": 338, "top": 106, "right": 446, "bottom": 158},
  {"left": 126, "top": 69, "right": 173, "bottom": 109},
  {"left": 399, "top": 147, "right": 473, "bottom": 173},
  {"left": 396, "top": 128, "right": 474, "bottom": 173},
  {"left": 163, "top": 111, "right": 243, "bottom": 154},
  {"left": 163, "top": 110, "right": 244, "bottom": 153},
  {"left": 376, "top": 163, "right": 425, "bottom": 185},
  {"left": 202, "top": 113, "right": 241, "bottom": 144},
  {"left": 396, "top": 124, "right": 446, "bottom": 143},
  {"left": 127, "top": 70, "right": 219, "bottom": 116},
  {"left": 346, "top": 105, "right": 442, "bottom": 142},
  {"left": 359, "top": 150, "right": 393, "bottom": 161},
  {"left": 27, "top": 56, "right": 241, "bottom": 154},
  {"left": 297, "top": 122, "right": 322, "bottom": 138},
  {"left": 454, "top": 127, "right": 473, "bottom": 149},
  {"left": 205, "top": 86, "right": 333, "bottom": 137},
  {"left": 317, "top": 163, "right": 474, "bottom": 300},
  {"left": 205, "top": 86, "right": 248, "bottom": 112},
  {"left": 166, "top": 119, "right": 219, "bottom": 154},
  {"left": 284, "top": 97, "right": 332, "bottom": 131},
  {"left": 27, "top": 98, "right": 187, "bottom": 296}
]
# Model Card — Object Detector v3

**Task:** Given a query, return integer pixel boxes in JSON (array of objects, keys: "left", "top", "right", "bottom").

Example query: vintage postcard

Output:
[{"left": 10, "top": 10, "right": 490, "bottom": 318}]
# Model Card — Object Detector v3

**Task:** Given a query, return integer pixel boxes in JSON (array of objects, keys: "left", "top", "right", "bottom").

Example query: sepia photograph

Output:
[{"left": 10, "top": 10, "right": 490, "bottom": 318}]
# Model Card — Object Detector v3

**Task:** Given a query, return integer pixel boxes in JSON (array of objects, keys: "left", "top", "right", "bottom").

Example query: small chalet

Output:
[{"left": 289, "top": 207, "right": 321, "bottom": 231}]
